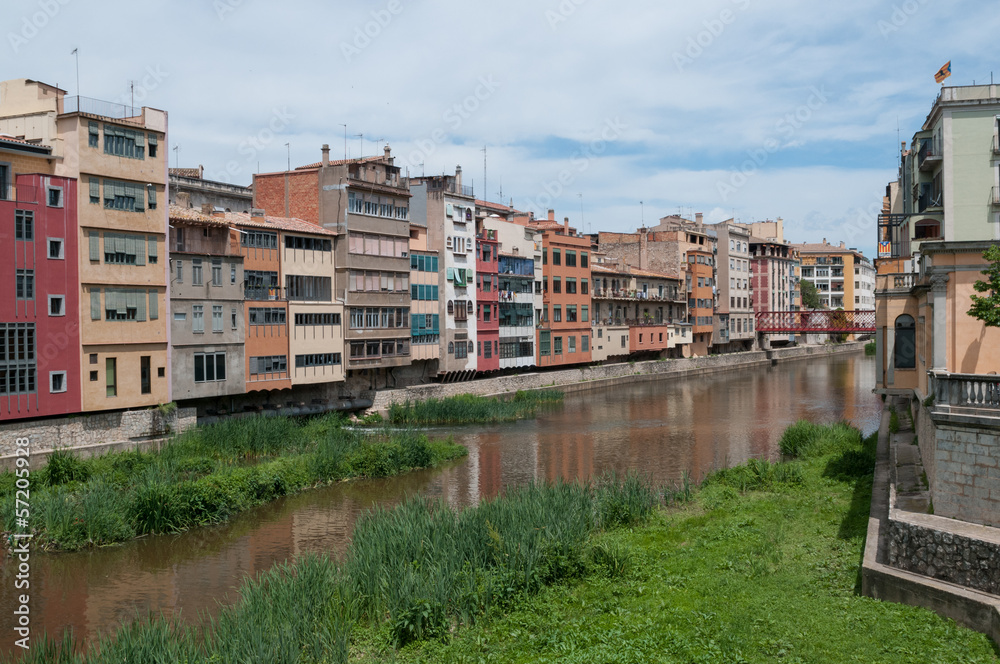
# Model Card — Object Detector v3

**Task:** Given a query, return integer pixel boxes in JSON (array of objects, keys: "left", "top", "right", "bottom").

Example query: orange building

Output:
[{"left": 531, "top": 212, "right": 592, "bottom": 367}]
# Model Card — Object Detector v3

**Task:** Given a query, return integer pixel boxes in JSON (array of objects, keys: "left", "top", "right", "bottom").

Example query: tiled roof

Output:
[
  {"left": 169, "top": 168, "right": 202, "bottom": 179},
  {"left": 792, "top": 242, "right": 856, "bottom": 254},
  {"left": 168, "top": 204, "right": 335, "bottom": 235},
  {"left": 0, "top": 134, "right": 51, "bottom": 154},
  {"left": 476, "top": 199, "right": 512, "bottom": 212}
]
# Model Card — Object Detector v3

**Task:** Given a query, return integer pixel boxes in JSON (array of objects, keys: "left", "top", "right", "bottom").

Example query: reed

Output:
[
  {"left": 387, "top": 390, "right": 563, "bottom": 425},
  {"left": 778, "top": 420, "right": 861, "bottom": 458}
]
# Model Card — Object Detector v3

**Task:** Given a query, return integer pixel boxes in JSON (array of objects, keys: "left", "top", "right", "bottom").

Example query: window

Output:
[
  {"left": 15, "top": 270, "right": 34, "bottom": 300},
  {"left": 104, "top": 125, "right": 145, "bottom": 159},
  {"left": 232, "top": 308, "right": 238, "bottom": 329},
  {"left": 48, "top": 370, "right": 66, "bottom": 394},
  {"left": 212, "top": 259, "right": 223, "bottom": 286},
  {"left": 194, "top": 352, "right": 227, "bottom": 383},
  {"left": 103, "top": 233, "right": 148, "bottom": 265},
  {"left": 295, "top": 353, "right": 342, "bottom": 368},
  {"left": 148, "top": 134, "right": 158, "bottom": 158},
  {"left": 554, "top": 336, "right": 563, "bottom": 354},
  {"left": 45, "top": 237, "right": 64, "bottom": 260},
  {"left": 581, "top": 252, "right": 588, "bottom": 268},
  {"left": 582, "top": 305, "right": 589, "bottom": 322},
  {"left": 249, "top": 355, "right": 287, "bottom": 376},
  {"left": 0, "top": 163, "right": 8, "bottom": 200},
  {"left": 249, "top": 306, "right": 286, "bottom": 326},
  {"left": 47, "top": 186, "right": 63, "bottom": 208},
  {"left": 90, "top": 371, "right": 98, "bottom": 382},
  {"left": 231, "top": 263, "right": 237, "bottom": 284},
  {"left": 553, "top": 305, "right": 562, "bottom": 322},
  {"left": 0, "top": 323, "right": 36, "bottom": 396},
  {"left": 285, "top": 235, "right": 333, "bottom": 251},
  {"left": 454, "top": 340, "right": 468, "bottom": 359},
  {"left": 175, "top": 260, "right": 184, "bottom": 283},
  {"left": 565, "top": 251, "right": 577, "bottom": 267},
  {"left": 140, "top": 356, "right": 151, "bottom": 395},
  {"left": 286, "top": 275, "right": 332, "bottom": 301},
  {"left": 894, "top": 314, "right": 916, "bottom": 369},
  {"left": 294, "top": 312, "right": 342, "bottom": 326},
  {"left": 566, "top": 305, "right": 577, "bottom": 322},
  {"left": 552, "top": 249, "right": 561, "bottom": 265},
  {"left": 192, "top": 259, "right": 203, "bottom": 285},
  {"left": 565, "top": 278, "right": 577, "bottom": 294},
  {"left": 553, "top": 277, "right": 561, "bottom": 294},
  {"left": 582, "top": 335, "right": 589, "bottom": 352},
  {"left": 102, "top": 179, "right": 146, "bottom": 211},
  {"left": 48, "top": 295, "right": 65, "bottom": 317},
  {"left": 581, "top": 279, "right": 589, "bottom": 294},
  {"left": 241, "top": 230, "right": 278, "bottom": 249},
  {"left": 174, "top": 312, "right": 187, "bottom": 321},
  {"left": 192, "top": 305, "right": 204, "bottom": 333},
  {"left": 540, "top": 331, "right": 551, "bottom": 356},
  {"left": 106, "top": 358, "right": 117, "bottom": 397},
  {"left": 15, "top": 210, "right": 33, "bottom": 240},
  {"left": 212, "top": 305, "right": 223, "bottom": 332}
]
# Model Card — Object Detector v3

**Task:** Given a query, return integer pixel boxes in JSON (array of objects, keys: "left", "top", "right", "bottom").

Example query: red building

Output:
[
  {"left": 475, "top": 225, "right": 500, "bottom": 372},
  {"left": 1, "top": 173, "right": 80, "bottom": 420}
]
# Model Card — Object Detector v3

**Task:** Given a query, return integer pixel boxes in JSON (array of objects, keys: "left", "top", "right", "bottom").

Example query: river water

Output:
[{"left": 0, "top": 352, "right": 879, "bottom": 659}]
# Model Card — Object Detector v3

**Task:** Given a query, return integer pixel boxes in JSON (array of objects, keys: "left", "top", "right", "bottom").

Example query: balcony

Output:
[
  {"left": 930, "top": 371, "right": 1000, "bottom": 416},
  {"left": 993, "top": 134, "right": 1000, "bottom": 156},
  {"left": 875, "top": 273, "right": 915, "bottom": 294},
  {"left": 60, "top": 96, "right": 147, "bottom": 125},
  {"left": 917, "top": 138, "right": 942, "bottom": 172},
  {"left": 591, "top": 288, "right": 681, "bottom": 302},
  {"left": 992, "top": 186, "right": 1000, "bottom": 208},
  {"left": 245, "top": 286, "right": 284, "bottom": 301}
]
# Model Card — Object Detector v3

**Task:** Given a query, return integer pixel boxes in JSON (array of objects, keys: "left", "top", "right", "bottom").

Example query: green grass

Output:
[
  {"left": 388, "top": 390, "right": 563, "bottom": 425},
  {"left": 0, "top": 414, "right": 466, "bottom": 551},
  {"left": 890, "top": 409, "right": 901, "bottom": 434},
  {"left": 18, "top": 423, "right": 996, "bottom": 663}
]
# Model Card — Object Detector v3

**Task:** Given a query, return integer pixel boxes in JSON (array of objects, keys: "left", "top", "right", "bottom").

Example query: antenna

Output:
[
  {"left": 640, "top": 201, "right": 645, "bottom": 229},
  {"left": 481, "top": 146, "right": 487, "bottom": 203},
  {"left": 285, "top": 143, "right": 290, "bottom": 172},
  {"left": 173, "top": 144, "right": 179, "bottom": 169},
  {"left": 71, "top": 48, "right": 80, "bottom": 97},
  {"left": 340, "top": 124, "right": 347, "bottom": 160},
  {"left": 129, "top": 80, "right": 135, "bottom": 115},
  {"left": 353, "top": 133, "right": 363, "bottom": 159}
]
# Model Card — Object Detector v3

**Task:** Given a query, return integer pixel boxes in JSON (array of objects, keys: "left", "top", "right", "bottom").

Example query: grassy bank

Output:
[
  {"left": 387, "top": 389, "right": 563, "bottom": 425},
  {"left": 18, "top": 421, "right": 997, "bottom": 663},
  {"left": 0, "top": 414, "right": 466, "bottom": 551}
]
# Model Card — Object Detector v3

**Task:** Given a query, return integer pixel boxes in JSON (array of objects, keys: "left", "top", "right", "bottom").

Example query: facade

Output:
[
  {"left": 1, "top": 173, "right": 81, "bottom": 420},
  {"left": 408, "top": 170, "right": 478, "bottom": 380},
  {"left": 408, "top": 223, "right": 441, "bottom": 378},
  {"left": 484, "top": 215, "right": 540, "bottom": 370},
  {"left": 532, "top": 212, "right": 592, "bottom": 368},
  {"left": 253, "top": 145, "right": 411, "bottom": 391},
  {"left": 475, "top": 225, "right": 500, "bottom": 373},
  {"left": 167, "top": 206, "right": 246, "bottom": 403},
  {"left": 708, "top": 221, "right": 755, "bottom": 352},
  {"left": 169, "top": 166, "right": 253, "bottom": 213},
  {"left": 793, "top": 240, "right": 871, "bottom": 311}
]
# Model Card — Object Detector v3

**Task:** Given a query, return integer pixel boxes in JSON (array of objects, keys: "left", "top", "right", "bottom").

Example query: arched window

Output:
[
  {"left": 914, "top": 219, "right": 941, "bottom": 240},
  {"left": 466, "top": 300, "right": 474, "bottom": 314},
  {"left": 468, "top": 341, "right": 474, "bottom": 353},
  {"left": 894, "top": 314, "right": 916, "bottom": 369},
  {"left": 447, "top": 300, "right": 454, "bottom": 314},
  {"left": 448, "top": 341, "right": 454, "bottom": 354}
]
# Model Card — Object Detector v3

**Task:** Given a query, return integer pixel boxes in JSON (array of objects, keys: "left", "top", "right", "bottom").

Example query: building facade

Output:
[
  {"left": 484, "top": 215, "right": 540, "bottom": 371},
  {"left": 475, "top": 226, "right": 500, "bottom": 373},
  {"left": 708, "top": 221, "right": 754, "bottom": 352}
]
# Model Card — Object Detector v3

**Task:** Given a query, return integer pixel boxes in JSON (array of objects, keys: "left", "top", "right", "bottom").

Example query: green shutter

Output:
[
  {"left": 149, "top": 290, "right": 158, "bottom": 320},
  {"left": 89, "top": 177, "right": 99, "bottom": 202},
  {"left": 134, "top": 131, "right": 144, "bottom": 147},
  {"left": 148, "top": 236, "right": 157, "bottom": 260},
  {"left": 147, "top": 186, "right": 156, "bottom": 208},
  {"left": 147, "top": 133, "right": 157, "bottom": 146},
  {"left": 136, "top": 289, "right": 146, "bottom": 321},
  {"left": 134, "top": 235, "right": 146, "bottom": 265},
  {"left": 90, "top": 289, "right": 101, "bottom": 320},
  {"left": 89, "top": 231, "right": 100, "bottom": 261}
]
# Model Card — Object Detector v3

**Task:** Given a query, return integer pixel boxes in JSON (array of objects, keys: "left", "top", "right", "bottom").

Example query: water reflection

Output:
[{"left": 0, "top": 353, "right": 879, "bottom": 660}]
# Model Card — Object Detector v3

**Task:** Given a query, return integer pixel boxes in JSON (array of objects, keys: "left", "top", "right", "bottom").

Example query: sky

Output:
[{"left": 4, "top": 0, "right": 1000, "bottom": 259}]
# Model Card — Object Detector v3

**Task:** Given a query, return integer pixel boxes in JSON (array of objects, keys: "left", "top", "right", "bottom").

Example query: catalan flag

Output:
[{"left": 934, "top": 61, "right": 952, "bottom": 84}]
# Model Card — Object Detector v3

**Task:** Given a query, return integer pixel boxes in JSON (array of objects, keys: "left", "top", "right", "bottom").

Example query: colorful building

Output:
[
  {"left": 475, "top": 225, "right": 500, "bottom": 373},
  {"left": 483, "top": 215, "right": 540, "bottom": 371}
]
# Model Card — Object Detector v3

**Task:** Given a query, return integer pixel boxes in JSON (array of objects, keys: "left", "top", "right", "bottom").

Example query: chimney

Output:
[
  {"left": 695, "top": 212, "right": 703, "bottom": 225},
  {"left": 547, "top": 209, "right": 555, "bottom": 222},
  {"left": 321, "top": 144, "right": 330, "bottom": 167},
  {"left": 564, "top": 217, "right": 570, "bottom": 234},
  {"left": 455, "top": 165, "right": 462, "bottom": 188},
  {"left": 822, "top": 237, "right": 826, "bottom": 245},
  {"left": 251, "top": 208, "right": 265, "bottom": 218},
  {"left": 201, "top": 203, "right": 213, "bottom": 215},
  {"left": 384, "top": 144, "right": 393, "bottom": 163},
  {"left": 639, "top": 228, "right": 648, "bottom": 270},
  {"left": 840, "top": 241, "right": 845, "bottom": 248}
]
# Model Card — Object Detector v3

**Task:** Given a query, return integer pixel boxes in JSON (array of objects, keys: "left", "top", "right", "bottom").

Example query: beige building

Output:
[
  {"left": 0, "top": 79, "right": 169, "bottom": 411},
  {"left": 708, "top": 220, "right": 754, "bottom": 352},
  {"left": 408, "top": 223, "right": 441, "bottom": 372}
]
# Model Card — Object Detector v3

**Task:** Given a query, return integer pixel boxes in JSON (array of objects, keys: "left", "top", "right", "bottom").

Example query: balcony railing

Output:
[
  {"left": 993, "top": 134, "right": 1000, "bottom": 156},
  {"left": 930, "top": 371, "right": 1000, "bottom": 413},
  {"left": 61, "top": 96, "right": 146, "bottom": 125},
  {"left": 992, "top": 186, "right": 1000, "bottom": 208},
  {"left": 875, "top": 273, "right": 916, "bottom": 293},
  {"left": 245, "top": 286, "right": 284, "bottom": 301},
  {"left": 918, "top": 138, "right": 942, "bottom": 171},
  {"left": 591, "top": 288, "right": 681, "bottom": 302}
]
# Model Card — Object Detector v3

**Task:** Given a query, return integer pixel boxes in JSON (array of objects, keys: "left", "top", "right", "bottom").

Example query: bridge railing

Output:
[{"left": 754, "top": 310, "right": 876, "bottom": 333}]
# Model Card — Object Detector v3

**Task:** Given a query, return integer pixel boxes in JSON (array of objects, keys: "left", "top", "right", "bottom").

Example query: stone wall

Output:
[
  {"left": 371, "top": 342, "right": 866, "bottom": 412},
  {"left": 0, "top": 407, "right": 197, "bottom": 469},
  {"left": 887, "top": 516, "right": 1000, "bottom": 594},
  {"left": 931, "top": 412, "right": 1000, "bottom": 527}
]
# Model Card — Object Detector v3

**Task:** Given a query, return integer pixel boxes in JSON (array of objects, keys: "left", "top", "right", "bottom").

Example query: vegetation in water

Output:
[
  {"left": 387, "top": 390, "right": 563, "bottom": 425},
  {"left": 19, "top": 422, "right": 996, "bottom": 663},
  {"left": 865, "top": 340, "right": 876, "bottom": 355},
  {"left": 0, "top": 414, "right": 466, "bottom": 551}
]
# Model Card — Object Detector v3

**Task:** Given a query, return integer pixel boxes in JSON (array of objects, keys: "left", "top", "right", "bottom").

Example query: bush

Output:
[
  {"left": 779, "top": 421, "right": 860, "bottom": 459},
  {"left": 864, "top": 341, "right": 876, "bottom": 356},
  {"left": 41, "top": 449, "right": 91, "bottom": 487}
]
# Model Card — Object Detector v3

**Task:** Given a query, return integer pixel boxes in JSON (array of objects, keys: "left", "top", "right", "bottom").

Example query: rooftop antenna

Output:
[
  {"left": 353, "top": 133, "right": 363, "bottom": 159},
  {"left": 640, "top": 201, "right": 645, "bottom": 229},
  {"left": 340, "top": 124, "right": 347, "bottom": 160},
  {"left": 71, "top": 48, "right": 80, "bottom": 97},
  {"left": 129, "top": 80, "right": 135, "bottom": 115},
  {"left": 173, "top": 144, "right": 179, "bottom": 169},
  {"left": 498, "top": 176, "right": 503, "bottom": 202},
  {"left": 578, "top": 193, "right": 584, "bottom": 229},
  {"left": 481, "top": 146, "right": 487, "bottom": 203},
  {"left": 285, "top": 143, "right": 290, "bottom": 171}
]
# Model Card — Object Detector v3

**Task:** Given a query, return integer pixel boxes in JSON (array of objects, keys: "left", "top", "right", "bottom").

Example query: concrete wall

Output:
[
  {"left": 372, "top": 341, "right": 866, "bottom": 412},
  {"left": 0, "top": 406, "right": 197, "bottom": 469}
]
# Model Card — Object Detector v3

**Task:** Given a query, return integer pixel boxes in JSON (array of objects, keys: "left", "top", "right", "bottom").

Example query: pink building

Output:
[
  {"left": 476, "top": 226, "right": 500, "bottom": 372},
  {"left": 1, "top": 173, "right": 80, "bottom": 420}
]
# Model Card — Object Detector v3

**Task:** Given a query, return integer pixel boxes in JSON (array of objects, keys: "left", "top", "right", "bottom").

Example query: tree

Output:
[
  {"left": 800, "top": 279, "right": 823, "bottom": 310},
  {"left": 968, "top": 244, "right": 1000, "bottom": 327}
]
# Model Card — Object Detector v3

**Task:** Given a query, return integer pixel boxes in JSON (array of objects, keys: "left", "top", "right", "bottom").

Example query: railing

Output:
[
  {"left": 61, "top": 96, "right": 146, "bottom": 124},
  {"left": 992, "top": 186, "right": 1000, "bottom": 207},
  {"left": 993, "top": 134, "right": 1000, "bottom": 156},
  {"left": 931, "top": 371, "right": 1000, "bottom": 412},
  {"left": 918, "top": 138, "right": 941, "bottom": 170},
  {"left": 244, "top": 287, "right": 284, "bottom": 301},
  {"left": 875, "top": 273, "right": 916, "bottom": 293},
  {"left": 755, "top": 310, "right": 876, "bottom": 333},
  {"left": 591, "top": 288, "right": 681, "bottom": 301}
]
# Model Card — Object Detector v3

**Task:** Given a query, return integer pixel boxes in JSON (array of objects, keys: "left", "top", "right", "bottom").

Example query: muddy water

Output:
[{"left": 0, "top": 352, "right": 878, "bottom": 659}]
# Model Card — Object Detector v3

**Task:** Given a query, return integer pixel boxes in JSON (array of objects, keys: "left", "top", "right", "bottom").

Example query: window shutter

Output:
[
  {"left": 149, "top": 290, "right": 158, "bottom": 319},
  {"left": 134, "top": 131, "right": 144, "bottom": 147},
  {"left": 446, "top": 267, "right": 454, "bottom": 281},
  {"left": 147, "top": 186, "right": 156, "bottom": 208},
  {"left": 148, "top": 236, "right": 157, "bottom": 260},
  {"left": 136, "top": 290, "right": 146, "bottom": 321},
  {"left": 90, "top": 288, "right": 101, "bottom": 320},
  {"left": 89, "top": 177, "right": 99, "bottom": 201},
  {"left": 135, "top": 235, "right": 146, "bottom": 265},
  {"left": 148, "top": 133, "right": 157, "bottom": 146},
  {"left": 89, "top": 231, "right": 100, "bottom": 261}
]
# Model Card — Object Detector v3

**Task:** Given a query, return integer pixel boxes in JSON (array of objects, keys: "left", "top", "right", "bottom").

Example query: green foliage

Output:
[
  {"left": 967, "top": 244, "right": 1000, "bottom": 327},
  {"left": 778, "top": 420, "right": 861, "bottom": 458},
  {"left": 40, "top": 449, "right": 92, "bottom": 487},
  {"left": 865, "top": 341, "right": 877, "bottom": 355},
  {"left": 889, "top": 409, "right": 900, "bottom": 434},
  {"left": 704, "top": 457, "right": 804, "bottom": 492},
  {"left": 800, "top": 278, "right": 823, "bottom": 309},
  {"left": 388, "top": 390, "right": 563, "bottom": 425},
  {"left": 589, "top": 539, "right": 632, "bottom": 578}
]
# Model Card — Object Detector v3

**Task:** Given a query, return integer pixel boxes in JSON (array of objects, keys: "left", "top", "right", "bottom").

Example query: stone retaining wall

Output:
[
  {"left": 930, "top": 411, "right": 1000, "bottom": 528},
  {"left": 887, "top": 517, "right": 1000, "bottom": 594},
  {"left": 371, "top": 342, "right": 865, "bottom": 412}
]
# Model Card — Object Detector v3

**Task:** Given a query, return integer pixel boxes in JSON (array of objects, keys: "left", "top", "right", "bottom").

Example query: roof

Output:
[
  {"left": 168, "top": 204, "right": 336, "bottom": 236},
  {"left": 295, "top": 155, "right": 386, "bottom": 170},
  {"left": 0, "top": 134, "right": 51, "bottom": 155},
  {"left": 169, "top": 167, "right": 202, "bottom": 179},
  {"left": 476, "top": 199, "right": 513, "bottom": 212},
  {"left": 592, "top": 264, "right": 681, "bottom": 280},
  {"left": 792, "top": 242, "right": 863, "bottom": 256}
]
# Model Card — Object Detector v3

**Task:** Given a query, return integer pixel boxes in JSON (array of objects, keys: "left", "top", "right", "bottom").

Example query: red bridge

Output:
[{"left": 755, "top": 310, "right": 876, "bottom": 333}]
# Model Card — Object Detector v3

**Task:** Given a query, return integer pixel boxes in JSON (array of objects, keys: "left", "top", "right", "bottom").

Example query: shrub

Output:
[
  {"left": 590, "top": 540, "right": 632, "bottom": 578},
  {"left": 40, "top": 449, "right": 91, "bottom": 487},
  {"left": 594, "top": 471, "right": 658, "bottom": 529}
]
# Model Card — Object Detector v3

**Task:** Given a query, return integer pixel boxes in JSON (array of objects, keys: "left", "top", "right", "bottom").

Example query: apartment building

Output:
[
  {"left": 169, "top": 166, "right": 253, "bottom": 213},
  {"left": 167, "top": 206, "right": 245, "bottom": 403},
  {"left": 707, "top": 220, "right": 754, "bottom": 352},
  {"left": 1, "top": 172, "right": 80, "bottom": 420},
  {"left": 532, "top": 212, "right": 592, "bottom": 367},
  {"left": 483, "top": 215, "right": 541, "bottom": 370},
  {"left": 253, "top": 145, "right": 411, "bottom": 391},
  {"left": 794, "top": 240, "right": 872, "bottom": 311},
  {"left": 408, "top": 169, "right": 478, "bottom": 381},
  {"left": 475, "top": 225, "right": 500, "bottom": 372},
  {"left": 408, "top": 223, "right": 441, "bottom": 378}
]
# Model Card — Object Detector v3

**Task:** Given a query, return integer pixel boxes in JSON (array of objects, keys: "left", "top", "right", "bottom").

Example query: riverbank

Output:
[
  {"left": 0, "top": 415, "right": 466, "bottom": 552},
  {"left": 23, "top": 419, "right": 996, "bottom": 663},
  {"left": 371, "top": 341, "right": 867, "bottom": 412}
]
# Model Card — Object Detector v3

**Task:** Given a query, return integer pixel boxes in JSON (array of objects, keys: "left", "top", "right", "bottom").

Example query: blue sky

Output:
[{"left": 4, "top": 0, "right": 1000, "bottom": 258}]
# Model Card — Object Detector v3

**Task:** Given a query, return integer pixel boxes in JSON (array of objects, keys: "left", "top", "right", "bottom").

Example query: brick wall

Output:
[
  {"left": 253, "top": 171, "right": 319, "bottom": 222},
  {"left": 932, "top": 418, "right": 1000, "bottom": 527}
]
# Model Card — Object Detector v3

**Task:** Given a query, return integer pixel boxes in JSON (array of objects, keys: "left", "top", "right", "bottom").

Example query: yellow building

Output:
[{"left": 0, "top": 79, "right": 169, "bottom": 411}]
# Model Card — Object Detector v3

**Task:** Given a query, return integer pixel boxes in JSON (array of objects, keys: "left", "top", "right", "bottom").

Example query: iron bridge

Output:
[{"left": 755, "top": 310, "right": 876, "bottom": 333}]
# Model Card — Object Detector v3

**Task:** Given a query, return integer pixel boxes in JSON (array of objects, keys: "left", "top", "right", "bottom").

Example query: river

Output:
[{"left": 0, "top": 351, "right": 879, "bottom": 659}]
